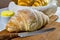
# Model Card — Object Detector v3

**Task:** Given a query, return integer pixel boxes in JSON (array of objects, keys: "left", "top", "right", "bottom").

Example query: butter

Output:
[{"left": 1, "top": 10, "right": 14, "bottom": 17}]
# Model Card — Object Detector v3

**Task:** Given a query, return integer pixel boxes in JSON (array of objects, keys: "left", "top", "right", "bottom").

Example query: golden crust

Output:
[
  {"left": 18, "top": 0, "right": 48, "bottom": 6},
  {"left": 18, "top": 0, "right": 34, "bottom": 6}
]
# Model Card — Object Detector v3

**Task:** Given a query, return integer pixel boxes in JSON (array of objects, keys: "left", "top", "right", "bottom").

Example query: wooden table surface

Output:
[
  {"left": 0, "top": 0, "right": 60, "bottom": 40},
  {"left": 57, "top": 0, "right": 60, "bottom": 6},
  {"left": 0, "top": 0, "right": 60, "bottom": 8},
  {"left": 0, "top": 15, "right": 58, "bottom": 40},
  {"left": 11, "top": 22, "right": 60, "bottom": 40}
]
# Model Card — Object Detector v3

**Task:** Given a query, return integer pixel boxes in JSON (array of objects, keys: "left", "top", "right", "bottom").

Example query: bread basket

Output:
[{"left": 8, "top": 0, "right": 57, "bottom": 17}]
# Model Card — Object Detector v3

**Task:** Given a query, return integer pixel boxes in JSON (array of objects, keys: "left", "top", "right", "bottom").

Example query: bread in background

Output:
[
  {"left": 32, "top": 0, "right": 48, "bottom": 7},
  {"left": 18, "top": 0, "right": 48, "bottom": 6},
  {"left": 18, "top": 0, "right": 34, "bottom": 6}
]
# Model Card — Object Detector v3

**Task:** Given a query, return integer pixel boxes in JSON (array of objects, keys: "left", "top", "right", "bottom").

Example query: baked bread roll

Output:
[
  {"left": 6, "top": 9, "right": 49, "bottom": 32},
  {"left": 32, "top": 0, "right": 42, "bottom": 6},
  {"left": 32, "top": 0, "right": 48, "bottom": 7},
  {"left": 18, "top": 0, "right": 48, "bottom": 6},
  {"left": 18, "top": 0, "right": 34, "bottom": 6}
]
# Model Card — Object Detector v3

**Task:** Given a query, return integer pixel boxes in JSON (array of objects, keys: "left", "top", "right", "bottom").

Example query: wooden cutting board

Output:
[{"left": 0, "top": 15, "right": 59, "bottom": 40}]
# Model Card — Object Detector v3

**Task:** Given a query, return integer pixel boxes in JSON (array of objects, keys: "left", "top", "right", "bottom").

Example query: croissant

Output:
[
  {"left": 6, "top": 9, "right": 49, "bottom": 32},
  {"left": 18, "top": 0, "right": 34, "bottom": 6},
  {"left": 32, "top": 0, "right": 42, "bottom": 6},
  {"left": 18, "top": 0, "right": 48, "bottom": 6},
  {"left": 32, "top": 0, "right": 48, "bottom": 7}
]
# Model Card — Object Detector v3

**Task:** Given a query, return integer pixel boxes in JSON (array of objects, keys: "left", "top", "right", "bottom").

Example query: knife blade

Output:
[
  {"left": 0, "top": 28, "right": 55, "bottom": 40},
  {"left": 18, "top": 28, "right": 55, "bottom": 37}
]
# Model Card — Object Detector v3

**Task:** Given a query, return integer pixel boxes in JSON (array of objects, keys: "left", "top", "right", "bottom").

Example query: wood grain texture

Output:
[
  {"left": 0, "top": 15, "right": 58, "bottom": 40},
  {"left": 11, "top": 22, "right": 60, "bottom": 40}
]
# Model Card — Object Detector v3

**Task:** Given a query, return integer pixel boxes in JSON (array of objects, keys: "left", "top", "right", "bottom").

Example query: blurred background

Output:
[
  {"left": 0, "top": 0, "right": 11, "bottom": 8},
  {"left": 0, "top": 0, "right": 59, "bottom": 8}
]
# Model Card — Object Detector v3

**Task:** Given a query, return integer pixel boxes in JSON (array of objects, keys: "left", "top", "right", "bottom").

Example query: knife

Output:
[
  {"left": 0, "top": 28, "right": 55, "bottom": 40},
  {"left": 18, "top": 28, "right": 55, "bottom": 37}
]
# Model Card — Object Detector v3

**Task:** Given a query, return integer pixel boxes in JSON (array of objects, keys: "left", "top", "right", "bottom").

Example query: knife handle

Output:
[{"left": 0, "top": 33, "right": 18, "bottom": 40}]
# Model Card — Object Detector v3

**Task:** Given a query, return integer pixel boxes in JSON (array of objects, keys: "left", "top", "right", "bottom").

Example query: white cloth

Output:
[
  {"left": 0, "top": 7, "right": 60, "bottom": 31},
  {"left": 8, "top": 0, "right": 57, "bottom": 17}
]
